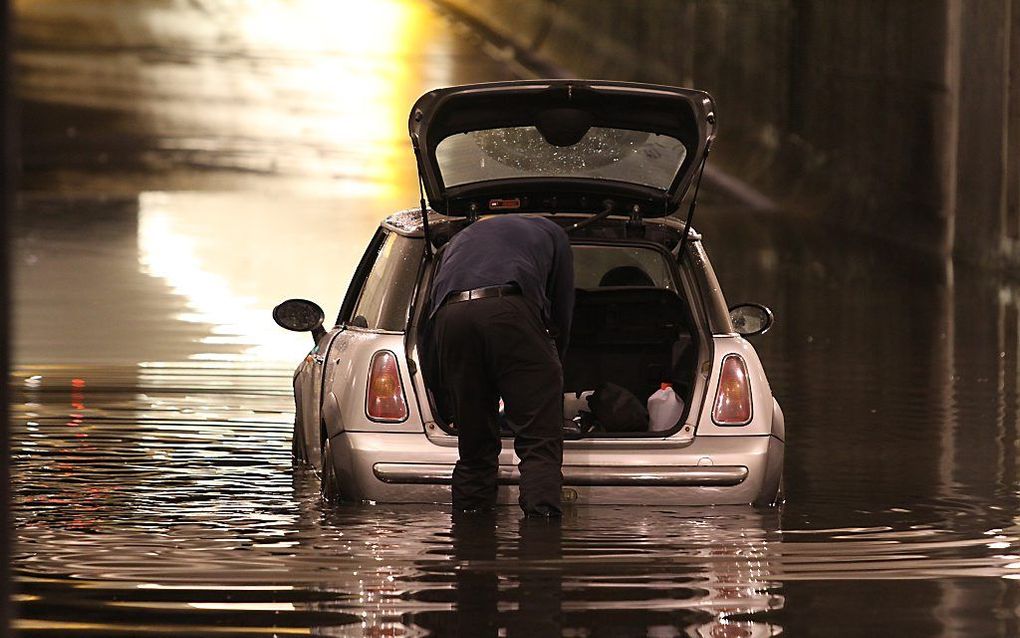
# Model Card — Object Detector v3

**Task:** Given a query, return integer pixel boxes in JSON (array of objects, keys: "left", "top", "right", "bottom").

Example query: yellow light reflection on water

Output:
[{"left": 138, "top": 191, "right": 381, "bottom": 363}]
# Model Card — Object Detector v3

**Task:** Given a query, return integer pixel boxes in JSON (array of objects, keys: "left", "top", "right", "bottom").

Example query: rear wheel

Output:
[{"left": 320, "top": 434, "right": 341, "bottom": 504}]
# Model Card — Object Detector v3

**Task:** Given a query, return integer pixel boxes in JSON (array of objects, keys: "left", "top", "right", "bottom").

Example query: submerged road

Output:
[{"left": 10, "top": 0, "right": 1020, "bottom": 636}]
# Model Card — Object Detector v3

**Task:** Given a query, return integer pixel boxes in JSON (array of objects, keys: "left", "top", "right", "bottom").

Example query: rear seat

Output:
[{"left": 563, "top": 287, "right": 692, "bottom": 402}]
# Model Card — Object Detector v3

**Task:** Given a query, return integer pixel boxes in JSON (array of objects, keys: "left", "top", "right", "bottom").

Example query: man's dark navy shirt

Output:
[{"left": 429, "top": 216, "right": 574, "bottom": 357}]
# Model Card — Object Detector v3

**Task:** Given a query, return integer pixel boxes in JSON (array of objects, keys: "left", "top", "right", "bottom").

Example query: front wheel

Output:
[{"left": 320, "top": 434, "right": 341, "bottom": 504}]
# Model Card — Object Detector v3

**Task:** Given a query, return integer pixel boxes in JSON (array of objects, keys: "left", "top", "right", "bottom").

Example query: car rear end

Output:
[{"left": 323, "top": 215, "right": 783, "bottom": 506}]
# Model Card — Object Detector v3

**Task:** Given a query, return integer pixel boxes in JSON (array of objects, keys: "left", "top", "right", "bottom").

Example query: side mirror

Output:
[
  {"left": 729, "top": 303, "right": 774, "bottom": 337},
  {"left": 273, "top": 299, "right": 326, "bottom": 343}
]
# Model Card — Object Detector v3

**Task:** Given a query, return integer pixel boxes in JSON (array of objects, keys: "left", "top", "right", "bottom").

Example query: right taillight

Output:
[{"left": 712, "top": 354, "right": 752, "bottom": 425}]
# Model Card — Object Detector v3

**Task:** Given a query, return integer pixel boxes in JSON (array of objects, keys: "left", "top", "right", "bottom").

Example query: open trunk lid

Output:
[{"left": 408, "top": 80, "right": 716, "bottom": 217}]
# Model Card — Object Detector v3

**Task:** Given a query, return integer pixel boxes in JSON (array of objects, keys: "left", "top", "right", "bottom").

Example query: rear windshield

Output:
[
  {"left": 436, "top": 126, "right": 687, "bottom": 191},
  {"left": 572, "top": 244, "right": 677, "bottom": 291}
]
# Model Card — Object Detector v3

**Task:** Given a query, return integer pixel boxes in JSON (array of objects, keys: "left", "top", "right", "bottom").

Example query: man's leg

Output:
[
  {"left": 434, "top": 302, "right": 502, "bottom": 510},
  {"left": 489, "top": 297, "right": 564, "bottom": 516}
]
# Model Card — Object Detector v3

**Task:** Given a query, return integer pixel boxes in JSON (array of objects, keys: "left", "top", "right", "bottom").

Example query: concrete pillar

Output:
[
  {"left": 953, "top": 0, "right": 1012, "bottom": 267},
  {"left": 1001, "top": 1, "right": 1020, "bottom": 260}
]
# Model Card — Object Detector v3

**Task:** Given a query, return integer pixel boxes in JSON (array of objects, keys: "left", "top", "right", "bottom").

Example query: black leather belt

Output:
[{"left": 443, "top": 284, "right": 521, "bottom": 305}]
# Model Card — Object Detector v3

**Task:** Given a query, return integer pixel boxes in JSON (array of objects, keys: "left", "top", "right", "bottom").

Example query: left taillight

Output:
[
  {"left": 712, "top": 354, "right": 752, "bottom": 426},
  {"left": 366, "top": 350, "right": 408, "bottom": 422}
]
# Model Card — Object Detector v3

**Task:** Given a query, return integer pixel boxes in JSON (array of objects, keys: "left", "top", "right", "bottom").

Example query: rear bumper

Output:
[
  {"left": 331, "top": 431, "right": 783, "bottom": 506},
  {"left": 373, "top": 463, "right": 749, "bottom": 486}
]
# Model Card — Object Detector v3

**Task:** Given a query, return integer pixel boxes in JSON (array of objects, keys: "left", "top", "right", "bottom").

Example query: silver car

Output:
[{"left": 273, "top": 80, "right": 784, "bottom": 507}]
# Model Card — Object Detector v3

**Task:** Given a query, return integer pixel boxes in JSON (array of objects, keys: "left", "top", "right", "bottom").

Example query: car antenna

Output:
[
  {"left": 674, "top": 144, "right": 711, "bottom": 259},
  {"left": 413, "top": 148, "right": 434, "bottom": 259}
]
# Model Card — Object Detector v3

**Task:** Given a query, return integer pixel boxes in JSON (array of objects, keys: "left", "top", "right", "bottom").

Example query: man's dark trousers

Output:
[{"left": 433, "top": 294, "right": 563, "bottom": 516}]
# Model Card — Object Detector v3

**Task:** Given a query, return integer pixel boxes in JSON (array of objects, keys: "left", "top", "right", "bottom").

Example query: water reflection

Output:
[
  {"left": 14, "top": 222, "right": 1020, "bottom": 633},
  {"left": 20, "top": 361, "right": 1020, "bottom": 638},
  {"left": 136, "top": 191, "right": 382, "bottom": 362},
  {"left": 12, "top": 368, "right": 790, "bottom": 636},
  {"left": 408, "top": 515, "right": 568, "bottom": 637}
]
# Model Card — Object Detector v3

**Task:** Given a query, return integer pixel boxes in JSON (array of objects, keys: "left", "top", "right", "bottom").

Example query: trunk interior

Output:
[
  {"left": 425, "top": 285, "right": 700, "bottom": 439},
  {"left": 417, "top": 220, "right": 701, "bottom": 439},
  {"left": 560, "top": 286, "right": 698, "bottom": 437}
]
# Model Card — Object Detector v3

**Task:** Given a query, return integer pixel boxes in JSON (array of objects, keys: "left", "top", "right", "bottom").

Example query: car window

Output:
[
  {"left": 571, "top": 244, "right": 676, "bottom": 291},
  {"left": 350, "top": 233, "right": 423, "bottom": 331},
  {"left": 337, "top": 228, "right": 386, "bottom": 326},
  {"left": 436, "top": 126, "right": 688, "bottom": 191}
]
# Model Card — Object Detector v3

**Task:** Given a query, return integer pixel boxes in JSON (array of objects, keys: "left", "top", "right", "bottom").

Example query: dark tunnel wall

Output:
[{"left": 438, "top": 0, "right": 1020, "bottom": 270}]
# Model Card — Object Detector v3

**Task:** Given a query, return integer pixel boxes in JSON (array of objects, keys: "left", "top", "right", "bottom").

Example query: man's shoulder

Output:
[
  {"left": 505, "top": 215, "right": 567, "bottom": 239},
  {"left": 530, "top": 216, "right": 570, "bottom": 246},
  {"left": 453, "top": 216, "right": 568, "bottom": 254}
]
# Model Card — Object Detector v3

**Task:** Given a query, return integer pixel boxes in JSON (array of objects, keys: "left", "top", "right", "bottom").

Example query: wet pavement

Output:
[{"left": 10, "top": 0, "right": 1020, "bottom": 636}]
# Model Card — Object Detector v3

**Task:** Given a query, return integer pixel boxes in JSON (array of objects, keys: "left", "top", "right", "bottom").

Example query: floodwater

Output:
[{"left": 9, "top": 1, "right": 1020, "bottom": 636}]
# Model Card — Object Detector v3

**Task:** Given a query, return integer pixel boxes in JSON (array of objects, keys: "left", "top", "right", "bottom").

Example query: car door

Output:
[
  {"left": 293, "top": 327, "right": 334, "bottom": 464},
  {"left": 295, "top": 228, "right": 388, "bottom": 470}
]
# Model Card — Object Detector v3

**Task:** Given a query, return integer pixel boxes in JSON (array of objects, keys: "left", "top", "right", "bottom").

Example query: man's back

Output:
[{"left": 429, "top": 215, "right": 574, "bottom": 355}]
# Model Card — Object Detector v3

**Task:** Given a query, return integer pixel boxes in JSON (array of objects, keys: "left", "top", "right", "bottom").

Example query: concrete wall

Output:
[
  {"left": 1, "top": 0, "right": 11, "bottom": 631},
  {"left": 438, "top": 0, "right": 1020, "bottom": 269}
]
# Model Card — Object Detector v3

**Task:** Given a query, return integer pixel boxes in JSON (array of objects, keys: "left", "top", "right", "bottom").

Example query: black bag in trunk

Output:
[{"left": 586, "top": 382, "right": 649, "bottom": 433}]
